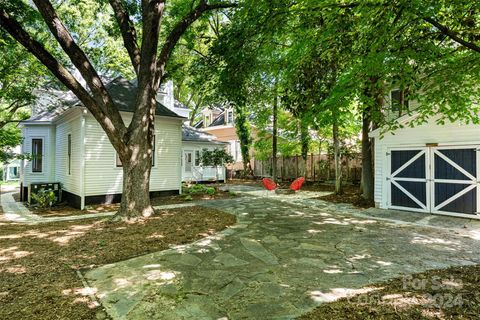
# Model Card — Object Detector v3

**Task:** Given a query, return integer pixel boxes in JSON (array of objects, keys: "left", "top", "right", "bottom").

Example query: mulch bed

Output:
[
  {"left": 151, "top": 189, "right": 238, "bottom": 206},
  {"left": 302, "top": 183, "right": 374, "bottom": 209},
  {"left": 30, "top": 202, "right": 120, "bottom": 217},
  {"left": 10, "top": 189, "right": 238, "bottom": 217},
  {"left": 299, "top": 264, "right": 480, "bottom": 319},
  {"left": 0, "top": 206, "right": 235, "bottom": 320}
]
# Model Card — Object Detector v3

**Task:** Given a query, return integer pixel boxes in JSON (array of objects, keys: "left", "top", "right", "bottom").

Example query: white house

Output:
[
  {"left": 369, "top": 90, "right": 480, "bottom": 219},
  {"left": 181, "top": 125, "right": 228, "bottom": 182},
  {"left": 19, "top": 77, "right": 227, "bottom": 209}
]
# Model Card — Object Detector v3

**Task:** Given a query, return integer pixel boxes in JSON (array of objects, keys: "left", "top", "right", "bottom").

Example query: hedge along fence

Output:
[{"left": 252, "top": 153, "right": 362, "bottom": 183}]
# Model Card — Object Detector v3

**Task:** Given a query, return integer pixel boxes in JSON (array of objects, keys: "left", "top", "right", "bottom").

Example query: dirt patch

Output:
[
  {"left": 299, "top": 264, "right": 480, "bottom": 319},
  {"left": 151, "top": 189, "right": 238, "bottom": 206},
  {"left": 12, "top": 190, "right": 237, "bottom": 217},
  {"left": 30, "top": 203, "right": 120, "bottom": 217},
  {"left": 305, "top": 184, "right": 374, "bottom": 209},
  {"left": 0, "top": 206, "right": 235, "bottom": 320}
]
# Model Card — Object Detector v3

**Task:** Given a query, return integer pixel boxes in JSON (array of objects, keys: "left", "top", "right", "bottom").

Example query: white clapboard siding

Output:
[
  {"left": 22, "top": 125, "right": 56, "bottom": 186},
  {"left": 84, "top": 112, "right": 182, "bottom": 196},
  {"left": 54, "top": 115, "right": 83, "bottom": 196},
  {"left": 373, "top": 115, "right": 480, "bottom": 208}
]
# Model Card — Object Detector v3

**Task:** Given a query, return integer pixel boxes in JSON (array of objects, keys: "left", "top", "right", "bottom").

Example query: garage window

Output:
[{"left": 391, "top": 89, "right": 409, "bottom": 115}]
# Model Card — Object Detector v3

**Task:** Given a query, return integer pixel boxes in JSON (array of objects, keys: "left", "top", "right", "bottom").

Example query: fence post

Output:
[{"left": 295, "top": 156, "right": 298, "bottom": 178}]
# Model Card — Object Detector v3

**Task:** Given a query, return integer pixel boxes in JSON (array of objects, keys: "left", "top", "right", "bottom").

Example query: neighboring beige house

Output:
[{"left": 195, "top": 107, "right": 256, "bottom": 172}]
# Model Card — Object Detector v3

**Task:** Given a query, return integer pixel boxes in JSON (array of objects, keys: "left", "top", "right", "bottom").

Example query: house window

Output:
[
  {"left": 227, "top": 110, "right": 234, "bottom": 124},
  {"left": 116, "top": 153, "right": 123, "bottom": 167},
  {"left": 391, "top": 89, "right": 409, "bottom": 114},
  {"left": 31, "top": 138, "right": 43, "bottom": 173},
  {"left": 195, "top": 150, "right": 201, "bottom": 166},
  {"left": 8, "top": 166, "right": 19, "bottom": 179},
  {"left": 116, "top": 135, "right": 156, "bottom": 167},
  {"left": 67, "top": 134, "right": 72, "bottom": 175}
]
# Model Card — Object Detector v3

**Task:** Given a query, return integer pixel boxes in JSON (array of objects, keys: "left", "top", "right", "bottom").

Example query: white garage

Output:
[{"left": 370, "top": 114, "right": 480, "bottom": 219}]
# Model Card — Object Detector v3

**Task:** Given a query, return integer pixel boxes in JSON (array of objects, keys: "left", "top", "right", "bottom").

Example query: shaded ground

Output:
[
  {"left": 0, "top": 206, "right": 235, "bottom": 320},
  {"left": 9, "top": 189, "right": 237, "bottom": 217},
  {"left": 299, "top": 264, "right": 480, "bottom": 319},
  {"left": 85, "top": 196, "right": 480, "bottom": 319},
  {"left": 229, "top": 179, "right": 373, "bottom": 208},
  {"left": 301, "top": 183, "right": 374, "bottom": 208},
  {"left": 150, "top": 188, "right": 238, "bottom": 206}
]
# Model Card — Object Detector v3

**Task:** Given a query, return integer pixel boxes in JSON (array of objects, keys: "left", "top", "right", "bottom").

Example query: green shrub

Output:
[
  {"left": 205, "top": 187, "right": 215, "bottom": 195},
  {"left": 30, "top": 189, "right": 55, "bottom": 208},
  {"left": 183, "top": 184, "right": 217, "bottom": 196}
]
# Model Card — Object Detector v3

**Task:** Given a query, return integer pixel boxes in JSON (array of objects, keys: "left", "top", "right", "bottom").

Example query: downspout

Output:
[
  {"left": 179, "top": 119, "right": 183, "bottom": 195},
  {"left": 80, "top": 110, "right": 86, "bottom": 209}
]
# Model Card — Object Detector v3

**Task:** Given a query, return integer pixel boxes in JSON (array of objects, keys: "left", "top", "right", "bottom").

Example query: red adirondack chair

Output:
[
  {"left": 290, "top": 177, "right": 305, "bottom": 191},
  {"left": 262, "top": 178, "right": 278, "bottom": 191}
]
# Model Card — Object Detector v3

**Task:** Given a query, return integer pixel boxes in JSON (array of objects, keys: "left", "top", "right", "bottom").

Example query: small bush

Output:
[
  {"left": 30, "top": 189, "right": 56, "bottom": 208},
  {"left": 183, "top": 184, "right": 217, "bottom": 196},
  {"left": 205, "top": 187, "right": 215, "bottom": 195}
]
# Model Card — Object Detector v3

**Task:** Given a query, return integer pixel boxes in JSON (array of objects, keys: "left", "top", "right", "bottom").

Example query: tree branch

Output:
[
  {"left": 154, "top": 0, "right": 237, "bottom": 87},
  {"left": 423, "top": 17, "right": 480, "bottom": 53},
  {"left": 108, "top": 0, "right": 141, "bottom": 75},
  {"left": 0, "top": 6, "right": 126, "bottom": 149},
  {"left": 0, "top": 9, "right": 94, "bottom": 110},
  {"left": 0, "top": 118, "right": 28, "bottom": 129},
  {"left": 126, "top": 0, "right": 165, "bottom": 140},
  {"left": 32, "top": 0, "right": 127, "bottom": 136}
]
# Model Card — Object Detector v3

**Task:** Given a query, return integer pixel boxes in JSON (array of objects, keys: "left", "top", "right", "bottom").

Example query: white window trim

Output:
[
  {"left": 227, "top": 110, "right": 234, "bottom": 124},
  {"left": 30, "top": 136, "right": 45, "bottom": 175}
]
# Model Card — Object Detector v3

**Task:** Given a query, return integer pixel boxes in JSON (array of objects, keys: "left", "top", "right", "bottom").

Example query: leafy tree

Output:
[{"left": 0, "top": 0, "right": 236, "bottom": 219}]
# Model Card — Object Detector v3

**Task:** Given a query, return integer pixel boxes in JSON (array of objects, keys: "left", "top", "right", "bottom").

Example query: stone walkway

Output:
[{"left": 84, "top": 195, "right": 480, "bottom": 320}]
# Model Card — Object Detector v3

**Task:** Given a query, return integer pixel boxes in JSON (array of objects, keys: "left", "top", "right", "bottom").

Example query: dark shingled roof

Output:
[
  {"left": 105, "top": 77, "right": 184, "bottom": 118},
  {"left": 182, "top": 124, "right": 227, "bottom": 144},
  {"left": 23, "top": 77, "right": 184, "bottom": 122}
]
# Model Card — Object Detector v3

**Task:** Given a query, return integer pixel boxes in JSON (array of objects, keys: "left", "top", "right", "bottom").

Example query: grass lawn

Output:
[{"left": 0, "top": 206, "right": 235, "bottom": 319}]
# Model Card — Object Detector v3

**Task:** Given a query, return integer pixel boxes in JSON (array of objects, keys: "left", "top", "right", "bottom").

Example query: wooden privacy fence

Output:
[{"left": 252, "top": 153, "right": 362, "bottom": 183}]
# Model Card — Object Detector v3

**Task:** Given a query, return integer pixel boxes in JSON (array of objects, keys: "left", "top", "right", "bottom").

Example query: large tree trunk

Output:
[
  {"left": 272, "top": 94, "right": 278, "bottom": 182},
  {"left": 234, "top": 103, "right": 253, "bottom": 176},
  {"left": 361, "top": 77, "right": 383, "bottom": 201},
  {"left": 361, "top": 107, "right": 374, "bottom": 201},
  {"left": 119, "top": 158, "right": 154, "bottom": 219},
  {"left": 115, "top": 95, "right": 156, "bottom": 219},
  {"left": 333, "top": 118, "right": 343, "bottom": 194}
]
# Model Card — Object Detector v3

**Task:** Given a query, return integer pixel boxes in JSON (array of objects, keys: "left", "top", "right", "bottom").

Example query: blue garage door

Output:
[
  {"left": 432, "top": 148, "right": 477, "bottom": 215},
  {"left": 389, "top": 146, "right": 479, "bottom": 216},
  {"left": 390, "top": 149, "right": 428, "bottom": 212}
]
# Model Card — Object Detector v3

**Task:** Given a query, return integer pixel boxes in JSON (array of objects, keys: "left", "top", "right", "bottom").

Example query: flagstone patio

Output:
[{"left": 83, "top": 191, "right": 480, "bottom": 320}]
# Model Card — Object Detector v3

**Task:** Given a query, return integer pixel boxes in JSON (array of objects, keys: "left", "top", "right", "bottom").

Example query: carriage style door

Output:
[{"left": 388, "top": 146, "right": 480, "bottom": 217}]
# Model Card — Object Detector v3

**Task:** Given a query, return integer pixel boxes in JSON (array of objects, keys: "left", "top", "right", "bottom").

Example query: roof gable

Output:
[{"left": 24, "top": 77, "right": 185, "bottom": 123}]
